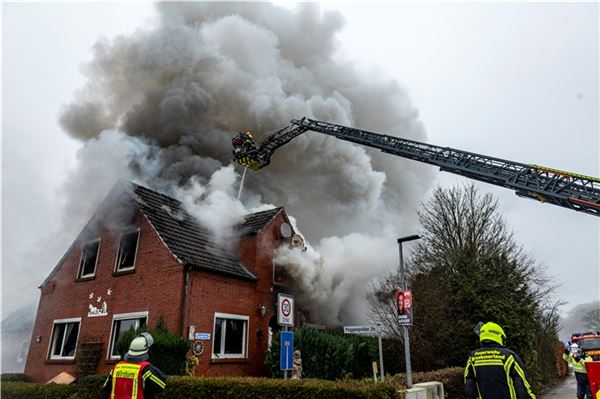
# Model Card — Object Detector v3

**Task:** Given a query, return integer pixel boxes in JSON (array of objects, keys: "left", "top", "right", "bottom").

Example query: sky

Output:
[{"left": 2, "top": 2, "right": 599, "bottom": 329}]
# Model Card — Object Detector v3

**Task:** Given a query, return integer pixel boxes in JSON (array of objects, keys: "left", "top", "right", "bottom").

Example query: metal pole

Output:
[
  {"left": 283, "top": 326, "right": 288, "bottom": 380},
  {"left": 398, "top": 239, "right": 413, "bottom": 388},
  {"left": 377, "top": 323, "right": 385, "bottom": 381}
]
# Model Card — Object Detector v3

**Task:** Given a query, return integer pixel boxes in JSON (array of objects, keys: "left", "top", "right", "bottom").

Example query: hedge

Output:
[
  {"left": 387, "top": 367, "right": 465, "bottom": 399},
  {"left": 2, "top": 376, "right": 399, "bottom": 399}
]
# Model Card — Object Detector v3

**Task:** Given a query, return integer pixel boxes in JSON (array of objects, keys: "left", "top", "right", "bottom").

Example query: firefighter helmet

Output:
[
  {"left": 479, "top": 322, "right": 506, "bottom": 345},
  {"left": 128, "top": 332, "right": 154, "bottom": 359}
]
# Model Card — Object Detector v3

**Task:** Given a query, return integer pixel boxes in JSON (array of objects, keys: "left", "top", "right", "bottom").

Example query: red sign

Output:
[{"left": 396, "top": 290, "right": 413, "bottom": 326}]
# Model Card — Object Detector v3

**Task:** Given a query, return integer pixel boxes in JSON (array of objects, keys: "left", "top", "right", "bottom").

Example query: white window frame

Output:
[
  {"left": 114, "top": 229, "right": 140, "bottom": 272},
  {"left": 48, "top": 317, "right": 81, "bottom": 360},
  {"left": 212, "top": 312, "right": 249, "bottom": 359},
  {"left": 77, "top": 238, "right": 101, "bottom": 278},
  {"left": 107, "top": 311, "right": 149, "bottom": 360}
]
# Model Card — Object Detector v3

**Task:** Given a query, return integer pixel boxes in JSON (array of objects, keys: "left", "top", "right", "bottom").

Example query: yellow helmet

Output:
[{"left": 479, "top": 322, "right": 506, "bottom": 345}]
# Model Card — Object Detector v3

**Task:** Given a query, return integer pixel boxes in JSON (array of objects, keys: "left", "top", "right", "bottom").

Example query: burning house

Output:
[{"left": 24, "top": 181, "right": 300, "bottom": 382}]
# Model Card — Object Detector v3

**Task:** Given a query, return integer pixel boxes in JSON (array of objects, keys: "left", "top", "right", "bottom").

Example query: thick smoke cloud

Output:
[{"left": 57, "top": 3, "right": 434, "bottom": 325}]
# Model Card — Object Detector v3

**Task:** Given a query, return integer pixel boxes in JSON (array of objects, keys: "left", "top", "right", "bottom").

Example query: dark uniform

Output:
[{"left": 464, "top": 322, "right": 536, "bottom": 399}]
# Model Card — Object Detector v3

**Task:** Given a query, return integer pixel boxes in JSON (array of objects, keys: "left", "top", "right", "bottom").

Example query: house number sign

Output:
[{"left": 192, "top": 340, "right": 204, "bottom": 356}]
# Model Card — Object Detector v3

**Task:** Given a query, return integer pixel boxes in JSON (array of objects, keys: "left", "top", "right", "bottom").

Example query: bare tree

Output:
[{"left": 582, "top": 308, "right": 600, "bottom": 331}]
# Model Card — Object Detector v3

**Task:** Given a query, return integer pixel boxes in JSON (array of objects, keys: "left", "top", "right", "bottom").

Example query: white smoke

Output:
[{"left": 55, "top": 3, "right": 435, "bottom": 326}]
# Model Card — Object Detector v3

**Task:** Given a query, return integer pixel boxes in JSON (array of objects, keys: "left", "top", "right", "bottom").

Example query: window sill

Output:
[
  {"left": 75, "top": 276, "right": 96, "bottom": 282},
  {"left": 112, "top": 269, "right": 136, "bottom": 277},
  {"left": 210, "top": 357, "right": 249, "bottom": 364}
]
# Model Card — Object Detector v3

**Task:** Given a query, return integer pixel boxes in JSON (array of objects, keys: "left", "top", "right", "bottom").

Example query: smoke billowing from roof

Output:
[{"left": 57, "top": 3, "right": 433, "bottom": 325}]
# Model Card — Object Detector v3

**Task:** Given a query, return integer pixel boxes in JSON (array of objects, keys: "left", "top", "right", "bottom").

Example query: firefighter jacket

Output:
[
  {"left": 464, "top": 341, "right": 536, "bottom": 399},
  {"left": 100, "top": 360, "right": 166, "bottom": 399},
  {"left": 563, "top": 352, "right": 593, "bottom": 374}
]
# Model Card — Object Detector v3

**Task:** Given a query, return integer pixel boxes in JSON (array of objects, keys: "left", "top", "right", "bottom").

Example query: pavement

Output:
[{"left": 540, "top": 376, "right": 578, "bottom": 399}]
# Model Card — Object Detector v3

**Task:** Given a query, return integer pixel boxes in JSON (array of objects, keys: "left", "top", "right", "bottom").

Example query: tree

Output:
[
  {"left": 369, "top": 184, "right": 561, "bottom": 386},
  {"left": 582, "top": 308, "right": 600, "bottom": 331}
]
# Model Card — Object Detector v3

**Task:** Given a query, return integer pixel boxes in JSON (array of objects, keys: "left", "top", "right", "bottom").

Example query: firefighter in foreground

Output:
[
  {"left": 563, "top": 343, "right": 593, "bottom": 399},
  {"left": 464, "top": 322, "right": 536, "bottom": 399},
  {"left": 101, "top": 332, "right": 166, "bottom": 399}
]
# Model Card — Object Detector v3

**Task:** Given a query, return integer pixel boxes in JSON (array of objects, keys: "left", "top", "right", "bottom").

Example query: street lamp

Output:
[{"left": 397, "top": 235, "right": 420, "bottom": 388}]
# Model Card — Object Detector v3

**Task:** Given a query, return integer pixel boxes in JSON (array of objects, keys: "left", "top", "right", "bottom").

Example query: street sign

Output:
[
  {"left": 396, "top": 290, "right": 413, "bottom": 326},
  {"left": 343, "top": 325, "right": 379, "bottom": 334},
  {"left": 280, "top": 331, "right": 294, "bottom": 370},
  {"left": 277, "top": 293, "right": 294, "bottom": 327}
]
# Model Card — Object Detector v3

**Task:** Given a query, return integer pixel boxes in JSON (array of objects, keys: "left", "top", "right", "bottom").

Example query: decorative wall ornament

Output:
[{"left": 87, "top": 288, "right": 112, "bottom": 317}]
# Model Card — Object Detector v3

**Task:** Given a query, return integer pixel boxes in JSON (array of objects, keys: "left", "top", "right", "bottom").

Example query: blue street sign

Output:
[{"left": 280, "top": 331, "right": 294, "bottom": 370}]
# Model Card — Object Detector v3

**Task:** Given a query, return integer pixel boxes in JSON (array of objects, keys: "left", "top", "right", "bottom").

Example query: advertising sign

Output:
[
  {"left": 280, "top": 331, "right": 294, "bottom": 370},
  {"left": 396, "top": 290, "right": 413, "bottom": 326},
  {"left": 278, "top": 293, "right": 294, "bottom": 327}
]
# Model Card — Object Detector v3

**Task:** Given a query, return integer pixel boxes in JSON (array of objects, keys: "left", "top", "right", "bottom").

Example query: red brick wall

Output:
[
  {"left": 184, "top": 211, "right": 291, "bottom": 377},
  {"left": 25, "top": 205, "right": 292, "bottom": 382},
  {"left": 24, "top": 210, "right": 184, "bottom": 382}
]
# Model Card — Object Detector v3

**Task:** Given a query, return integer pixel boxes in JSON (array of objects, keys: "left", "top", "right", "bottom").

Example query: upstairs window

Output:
[
  {"left": 115, "top": 230, "right": 139, "bottom": 272},
  {"left": 49, "top": 318, "right": 80, "bottom": 360},
  {"left": 212, "top": 313, "right": 248, "bottom": 359},
  {"left": 78, "top": 239, "right": 100, "bottom": 279}
]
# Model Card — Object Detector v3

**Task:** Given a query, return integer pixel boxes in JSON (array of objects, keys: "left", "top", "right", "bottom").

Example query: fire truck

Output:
[{"left": 572, "top": 332, "right": 600, "bottom": 360}]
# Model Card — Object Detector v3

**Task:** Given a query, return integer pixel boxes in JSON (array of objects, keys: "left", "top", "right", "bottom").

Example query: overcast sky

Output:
[{"left": 2, "top": 2, "right": 598, "bottom": 323}]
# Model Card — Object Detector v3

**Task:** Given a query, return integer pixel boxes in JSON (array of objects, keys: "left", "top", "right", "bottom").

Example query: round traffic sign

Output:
[{"left": 281, "top": 298, "right": 291, "bottom": 317}]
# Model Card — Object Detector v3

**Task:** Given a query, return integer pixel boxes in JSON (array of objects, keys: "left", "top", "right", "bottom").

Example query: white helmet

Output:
[{"left": 128, "top": 332, "right": 154, "bottom": 359}]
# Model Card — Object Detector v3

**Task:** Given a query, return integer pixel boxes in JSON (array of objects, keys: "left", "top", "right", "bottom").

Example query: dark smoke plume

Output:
[{"left": 58, "top": 3, "right": 434, "bottom": 325}]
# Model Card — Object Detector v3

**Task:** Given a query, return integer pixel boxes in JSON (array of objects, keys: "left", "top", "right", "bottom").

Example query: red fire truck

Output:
[{"left": 571, "top": 332, "right": 600, "bottom": 398}]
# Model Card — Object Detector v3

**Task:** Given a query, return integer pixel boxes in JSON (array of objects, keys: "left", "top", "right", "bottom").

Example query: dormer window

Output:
[
  {"left": 115, "top": 230, "right": 139, "bottom": 272},
  {"left": 77, "top": 239, "right": 100, "bottom": 279}
]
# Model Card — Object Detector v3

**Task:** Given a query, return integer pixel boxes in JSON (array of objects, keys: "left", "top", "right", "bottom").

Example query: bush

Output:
[
  {"left": 2, "top": 376, "right": 399, "bottom": 399},
  {"left": 1, "top": 373, "right": 30, "bottom": 382},
  {"left": 266, "top": 327, "right": 379, "bottom": 380},
  {"left": 115, "top": 317, "right": 190, "bottom": 375},
  {"left": 0, "top": 381, "right": 76, "bottom": 399}
]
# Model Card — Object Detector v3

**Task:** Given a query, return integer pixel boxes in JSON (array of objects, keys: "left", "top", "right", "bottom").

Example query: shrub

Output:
[
  {"left": 0, "top": 373, "right": 30, "bottom": 382},
  {"left": 266, "top": 327, "right": 379, "bottom": 380},
  {"left": 0, "top": 381, "right": 76, "bottom": 399},
  {"left": 114, "top": 317, "right": 190, "bottom": 375},
  {"left": 386, "top": 367, "right": 465, "bottom": 399}
]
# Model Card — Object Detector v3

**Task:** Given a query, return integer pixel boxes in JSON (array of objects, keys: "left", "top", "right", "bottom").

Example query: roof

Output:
[
  {"left": 237, "top": 207, "right": 283, "bottom": 235},
  {"left": 130, "top": 183, "right": 259, "bottom": 281}
]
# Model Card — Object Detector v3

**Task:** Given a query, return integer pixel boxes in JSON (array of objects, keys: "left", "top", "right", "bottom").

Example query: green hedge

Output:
[
  {"left": 2, "top": 376, "right": 399, "bottom": 399},
  {"left": 0, "top": 373, "right": 30, "bottom": 382}
]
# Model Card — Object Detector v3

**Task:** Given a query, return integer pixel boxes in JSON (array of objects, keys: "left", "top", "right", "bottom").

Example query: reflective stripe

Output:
[
  {"left": 504, "top": 355, "right": 516, "bottom": 399},
  {"left": 513, "top": 359, "right": 536, "bottom": 399},
  {"left": 110, "top": 362, "right": 148, "bottom": 399}
]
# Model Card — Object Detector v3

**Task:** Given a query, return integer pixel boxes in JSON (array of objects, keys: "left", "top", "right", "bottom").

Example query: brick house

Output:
[{"left": 24, "top": 182, "right": 300, "bottom": 382}]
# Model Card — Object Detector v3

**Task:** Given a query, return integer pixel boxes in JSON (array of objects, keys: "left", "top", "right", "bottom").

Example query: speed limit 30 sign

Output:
[{"left": 277, "top": 293, "right": 294, "bottom": 327}]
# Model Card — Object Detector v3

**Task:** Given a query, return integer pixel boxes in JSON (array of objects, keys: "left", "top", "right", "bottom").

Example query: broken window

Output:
[
  {"left": 49, "top": 318, "right": 80, "bottom": 360},
  {"left": 212, "top": 313, "right": 248, "bottom": 359},
  {"left": 115, "top": 230, "right": 139, "bottom": 271},
  {"left": 108, "top": 312, "right": 148, "bottom": 359},
  {"left": 78, "top": 239, "right": 100, "bottom": 278}
]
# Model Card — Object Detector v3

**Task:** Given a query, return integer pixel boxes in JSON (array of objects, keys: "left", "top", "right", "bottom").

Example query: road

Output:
[{"left": 540, "top": 376, "right": 577, "bottom": 399}]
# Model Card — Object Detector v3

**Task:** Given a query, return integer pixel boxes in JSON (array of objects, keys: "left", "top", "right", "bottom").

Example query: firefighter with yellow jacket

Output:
[
  {"left": 464, "top": 322, "right": 536, "bottom": 399},
  {"left": 563, "top": 343, "right": 593, "bottom": 399},
  {"left": 101, "top": 332, "right": 166, "bottom": 399}
]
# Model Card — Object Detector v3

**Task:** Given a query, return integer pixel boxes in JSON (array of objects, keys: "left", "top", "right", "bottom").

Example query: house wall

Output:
[
  {"left": 185, "top": 211, "right": 290, "bottom": 377},
  {"left": 24, "top": 210, "right": 184, "bottom": 382},
  {"left": 25, "top": 202, "right": 291, "bottom": 382}
]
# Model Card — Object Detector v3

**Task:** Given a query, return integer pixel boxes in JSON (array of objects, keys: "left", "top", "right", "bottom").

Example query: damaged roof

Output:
[
  {"left": 237, "top": 207, "right": 283, "bottom": 235},
  {"left": 130, "top": 183, "right": 266, "bottom": 281}
]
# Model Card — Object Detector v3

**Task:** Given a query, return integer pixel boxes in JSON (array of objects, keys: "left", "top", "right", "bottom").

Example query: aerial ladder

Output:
[{"left": 232, "top": 118, "right": 600, "bottom": 216}]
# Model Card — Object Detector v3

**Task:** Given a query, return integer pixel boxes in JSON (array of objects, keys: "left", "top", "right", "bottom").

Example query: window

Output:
[
  {"left": 108, "top": 312, "right": 148, "bottom": 359},
  {"left": 115, "top": 230, "right": 139, "bottom": 272},
  {"left": 212, "top": 313, "right": 248, "bottom": 359},
  {"left": 78, "top": 239, "right": 100, "bottom": 278},
  {"left": 49, "top": 318, "right": 80, "bottom": 360}
]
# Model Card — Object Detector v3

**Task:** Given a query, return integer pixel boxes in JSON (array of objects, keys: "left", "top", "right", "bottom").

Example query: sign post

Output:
[
  {"left": 278, "top": 293, "right": 295, "bottom": 380},
  {"left": 280, "top": 331, "right": 294, "bottom": 379},
  {"left": 343, "top": 324, "right": 385, "bottom": 382},
  {"left": 397, "top": 235, "right": 420, "bottom": 388}
]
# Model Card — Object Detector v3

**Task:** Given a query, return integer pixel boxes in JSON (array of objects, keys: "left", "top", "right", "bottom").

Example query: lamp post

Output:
[{"left": 397, "top": 235, "right": 420, "bottom": 388}]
